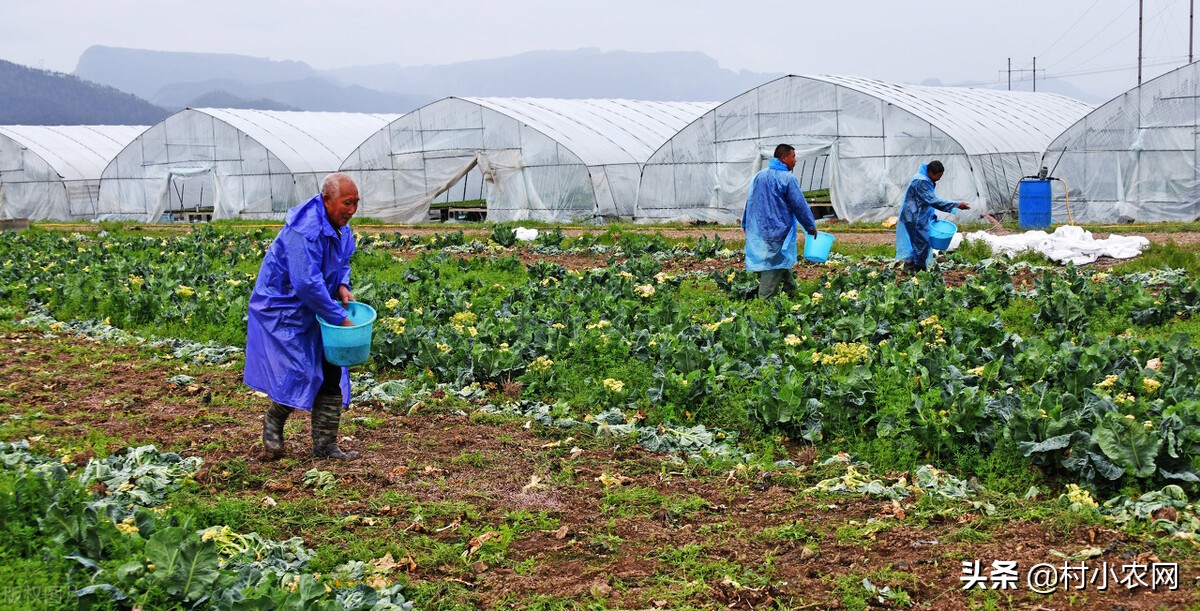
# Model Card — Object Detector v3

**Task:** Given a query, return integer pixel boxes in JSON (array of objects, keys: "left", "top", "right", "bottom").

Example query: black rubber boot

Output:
[
  {"left": 262, "top": 402, "right": 292, "bottom": 460},
  {"left": 311, "top": 394, "right": 360, "bottom": 460}
]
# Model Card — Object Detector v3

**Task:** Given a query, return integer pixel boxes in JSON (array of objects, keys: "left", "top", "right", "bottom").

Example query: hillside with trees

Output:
[{"left": 0, "top": 59, "right": 170, "bottom": 125}]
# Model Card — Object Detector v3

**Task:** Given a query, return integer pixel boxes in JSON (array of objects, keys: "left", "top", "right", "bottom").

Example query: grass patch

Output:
[
  {"left": 758, "top": 520, "right": 820, "bottom": 543},
  {"left": 1109, "top": 240, "right": 1200, "bottom": 274},
  {"left": 829, "top": 567, "right": 918, "bottom": 611},
  {"left": 835, "top": 520, "right": 895, "bottom": 546},
  {"left": 449, "top": 449, "right": 494, "bottom": 468},
  {"left": 601, "top": 485, "right": 666, "bottom": 518}
]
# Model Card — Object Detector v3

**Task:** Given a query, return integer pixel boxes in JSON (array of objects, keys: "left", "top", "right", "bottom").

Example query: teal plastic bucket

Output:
[
  {"left": 803, "top": 231, "right": 836, "bottom": 263},
  {"left": 318, "top": 302, "right": 376, "bottom": 366},
  {"left": 929, "top": 220, "right": 957, "bottom": 250},
  {"left": 1018, "top": 179, "right": 1052, "bottom": 229}
]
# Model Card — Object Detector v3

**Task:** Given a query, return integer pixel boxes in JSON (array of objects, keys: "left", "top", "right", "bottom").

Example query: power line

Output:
[
  {"left": 1056, "top": 57, "right": 1187, "bottom": 77},
  {"left": 1037, "top": 0, "right": 1106, "bottom": 58},
  {"left": 1054, "top": 0, "right": 1180, "bottom": 76},
  {"left": 1047, "top": 0, "right": 1139, "bottom": 69},
  {"left": 961, "top": 57, "right": 1186, "bottom": 88}
]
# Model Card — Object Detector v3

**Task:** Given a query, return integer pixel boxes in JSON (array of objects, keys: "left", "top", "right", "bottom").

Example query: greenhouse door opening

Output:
[
  {"left": 791, "top": 152, "right": 833, "bottom": 218},
  {"left": 163, "top": 169, "right": 218, "bottom": 222},
  {"left": 426, "top": 155, "right": 488, "bottom": 222}
]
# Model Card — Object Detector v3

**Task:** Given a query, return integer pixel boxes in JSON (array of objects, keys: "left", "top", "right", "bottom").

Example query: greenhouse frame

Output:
[
  {"left": 0, "top": 125, "right": 146, "bottom": 221},
  {"left": 341, "top": 97, "right": 717, "bottom": 223},
  {"left": 1041, "top": 61, "right": 1200, "bottom": 223},
  {"left": 98, "top": 109, "right": 399, "bottom": 222},
  {"left": 635, "top": 75, "right": 1094, "bottom": 223}
]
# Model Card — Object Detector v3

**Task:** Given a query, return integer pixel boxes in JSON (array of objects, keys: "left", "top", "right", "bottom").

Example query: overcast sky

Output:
[{"left": 2, "top": 0, "right": 1195, "bottom": 102}]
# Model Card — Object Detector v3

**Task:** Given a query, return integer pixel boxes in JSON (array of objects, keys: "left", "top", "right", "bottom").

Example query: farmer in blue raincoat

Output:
[
  {"left": 742, "top": 144, "right": 818, "bottom": 298},
  {"left": 896, "top": 160, "right": 970, "bottom": 272},
  {"left": 245, "top": 172, "right": 361, "bottom": 460}
]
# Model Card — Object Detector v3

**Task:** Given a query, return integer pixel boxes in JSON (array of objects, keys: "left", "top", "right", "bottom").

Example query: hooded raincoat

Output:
[
  {"left": 896, "top": 164, "right": 960, "bottom": 268},
  {"left": 742, "top": 158, "right": 818, "bottom": 272},
  {"left": 244, "top": 194, "right": 354, "bottom": 410}
]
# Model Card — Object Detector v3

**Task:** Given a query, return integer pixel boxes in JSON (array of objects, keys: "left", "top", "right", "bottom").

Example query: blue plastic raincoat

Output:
[
  {"left": 895, "top": 164, "right": 960, "bottom": 268},
  {"left": 243, "top": 194, "right": 355, "bottom": 411},
  {"left": 742, "top": 158, "right": 818, "bottom": 272}
]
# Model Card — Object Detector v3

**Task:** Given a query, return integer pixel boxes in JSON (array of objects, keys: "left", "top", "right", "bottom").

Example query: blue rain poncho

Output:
[
  {"left": 244, "top": 194, "right": 355, "bottom": 411},
  {"left": 895, "top": 164, "right": 960, "bottom": 267},
  {"left": 742, "top": 158, "right": 818, "bottom": 272}
]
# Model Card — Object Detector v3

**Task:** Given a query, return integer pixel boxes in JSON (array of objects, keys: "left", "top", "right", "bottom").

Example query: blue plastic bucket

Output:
[
  {"left": 929, "top": 219, "right": 957, "bottom": 250},
  {"left": 318, "top": 302, "right": 376, "bottom": 366},
  {"left": 1018, "top": 179, "right": 1052, "bottom": 229},
  {"left": 803, "top": 231, "right": 836, "bottom": 263}
]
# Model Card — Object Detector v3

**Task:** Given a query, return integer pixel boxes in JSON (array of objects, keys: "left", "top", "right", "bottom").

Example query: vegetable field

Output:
[{"left": 2, "top": 223, "right": 1200, "bottom": 609}]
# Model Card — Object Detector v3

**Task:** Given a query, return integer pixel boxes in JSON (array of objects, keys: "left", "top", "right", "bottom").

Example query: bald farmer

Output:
[{"left": 244, "top": 172, "right": 362, "bottom": 460}]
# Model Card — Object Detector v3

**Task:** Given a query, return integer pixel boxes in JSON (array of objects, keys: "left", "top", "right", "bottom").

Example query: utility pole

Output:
[
  {"left": 1138, "top": 0, "right": 1144, "bottom": 85},
  {"left": 1190, "top": 0, "right": 1194, "bottom": 64},
  {"left": 997, "top": 59, "right": 1044, "bottom": 91}
]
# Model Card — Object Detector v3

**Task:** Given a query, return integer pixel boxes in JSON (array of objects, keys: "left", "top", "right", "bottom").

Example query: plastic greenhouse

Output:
[
  {"left": 635, "top": 75, "right": 1093, "bottom": 223},
  {"left": 98, "top": 109, "right": 399, "bottom": 222},
  {"left": 0, "top": 125, "right": 146, "bottom": 221},
  {"left": 1041, "top": 61, "right": 1200, "bottom": 222},
  {"left": 341, "top": 97, "right": 717, "bottom": 223}
]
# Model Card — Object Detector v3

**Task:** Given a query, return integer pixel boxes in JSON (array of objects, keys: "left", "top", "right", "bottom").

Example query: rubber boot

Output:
[
  {"left": 311, "top": 394, "right": 360, "bottom": 460},
  {"left": 262, "top": 402, "right": 292, "bottom": 460}
]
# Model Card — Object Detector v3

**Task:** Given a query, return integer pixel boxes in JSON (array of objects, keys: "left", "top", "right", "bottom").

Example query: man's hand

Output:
[
  {"left": 808, "top": 228, "right": 819, "bottom": 238},
  {"left": 957, "top": 202, "right": 971, "bottom": 210},
  {"left": 336, "top": 284, "right": 355, "bottom": 326}
]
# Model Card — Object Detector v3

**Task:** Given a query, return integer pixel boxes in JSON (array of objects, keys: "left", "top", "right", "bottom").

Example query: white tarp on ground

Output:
[
  {"left": 636, "top": 75, "right": 1093, "bottom": 224},
  {"left": 0, "top": 125, "right": 146, "bottom": 220},
  {"left": 98, "top": 109, "right": 399, "bottom": 222},
  {"left": 1041, "top": 61, "right": 1200, "bottom": 223},
  {"left": 957, "top": 225, "right": 1150, "bottom": 265},
  {"left": 341, "top": 97, "right": 717, "bottom": 223}
]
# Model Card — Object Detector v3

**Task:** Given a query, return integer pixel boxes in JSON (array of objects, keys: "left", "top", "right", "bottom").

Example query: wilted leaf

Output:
[
  {"left": 522, "top": 474, "right": 546, "bottom": 493},
  {"left": 371, "top": 552, "right": 399, "bottom": 573},
  {"left": 595, "top": 473, "right": 632, "bottom": 488},
  {"left": 462, "top": 531, "right": 502, "bottom": 557},
  {"left": 435, "top": 514, "right": 463, "bottom": 533}
]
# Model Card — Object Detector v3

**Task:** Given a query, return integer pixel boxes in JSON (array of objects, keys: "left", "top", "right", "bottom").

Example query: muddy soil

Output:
[{"left": 0, "top": 328, "right": 1195, "bottom": 609}]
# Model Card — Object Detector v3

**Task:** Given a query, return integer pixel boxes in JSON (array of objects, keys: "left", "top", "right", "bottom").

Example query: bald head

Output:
[{"left": 321, "top": 172, "right": 359, "bottom": 228}]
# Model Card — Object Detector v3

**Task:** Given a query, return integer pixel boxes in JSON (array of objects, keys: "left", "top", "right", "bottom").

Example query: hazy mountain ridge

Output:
[
  {"left": 75, "top": 46, "right": 319, "bottom": 100},
  {"left": 328, "top": 48, "right": 782, "bottom": 100},
  {"left": 152, "top": 77, "right": 433, "bottom": 113},
  {"left": 0, "top": 59, "right": 169, "bottom": 125},
  {"left": 73, "top": 46, "right": 788, "bottom": 111},
  {"left": 0, "top": 46, "right": 1104, "bottom": 127},
  {"left": 185, "top": 90, "right": 301, "bottom": 112}
]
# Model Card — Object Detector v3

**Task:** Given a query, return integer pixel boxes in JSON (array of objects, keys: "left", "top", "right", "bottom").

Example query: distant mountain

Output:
[
  {"left": 0, "top": 59, "right": 169, "bottom": 125},
  {"left": 76, "top": 46, "right": 319, "bottom": 100},
  {"left": 153, "top": 77, "right": 433, "bottom": 113},
  {"left": 330, "top": 48, "right": 783, "bottom": 101},
  {"left": 185, "top": 90, "right": 301, "bottom": 112},
  {"left": 73, "top": 46, "right": 784, "bottom": 113}
]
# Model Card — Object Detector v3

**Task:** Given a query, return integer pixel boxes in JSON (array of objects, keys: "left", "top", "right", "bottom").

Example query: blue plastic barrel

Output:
[
  {"left": 318, "top": 302, "right": 377, "bottom": 366},
  {"left": 803, "top": 231, "right": 836, "bottom": 263},
  {"left": 1018, "top": 179, "right": 1052, "bottom": 229}
]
